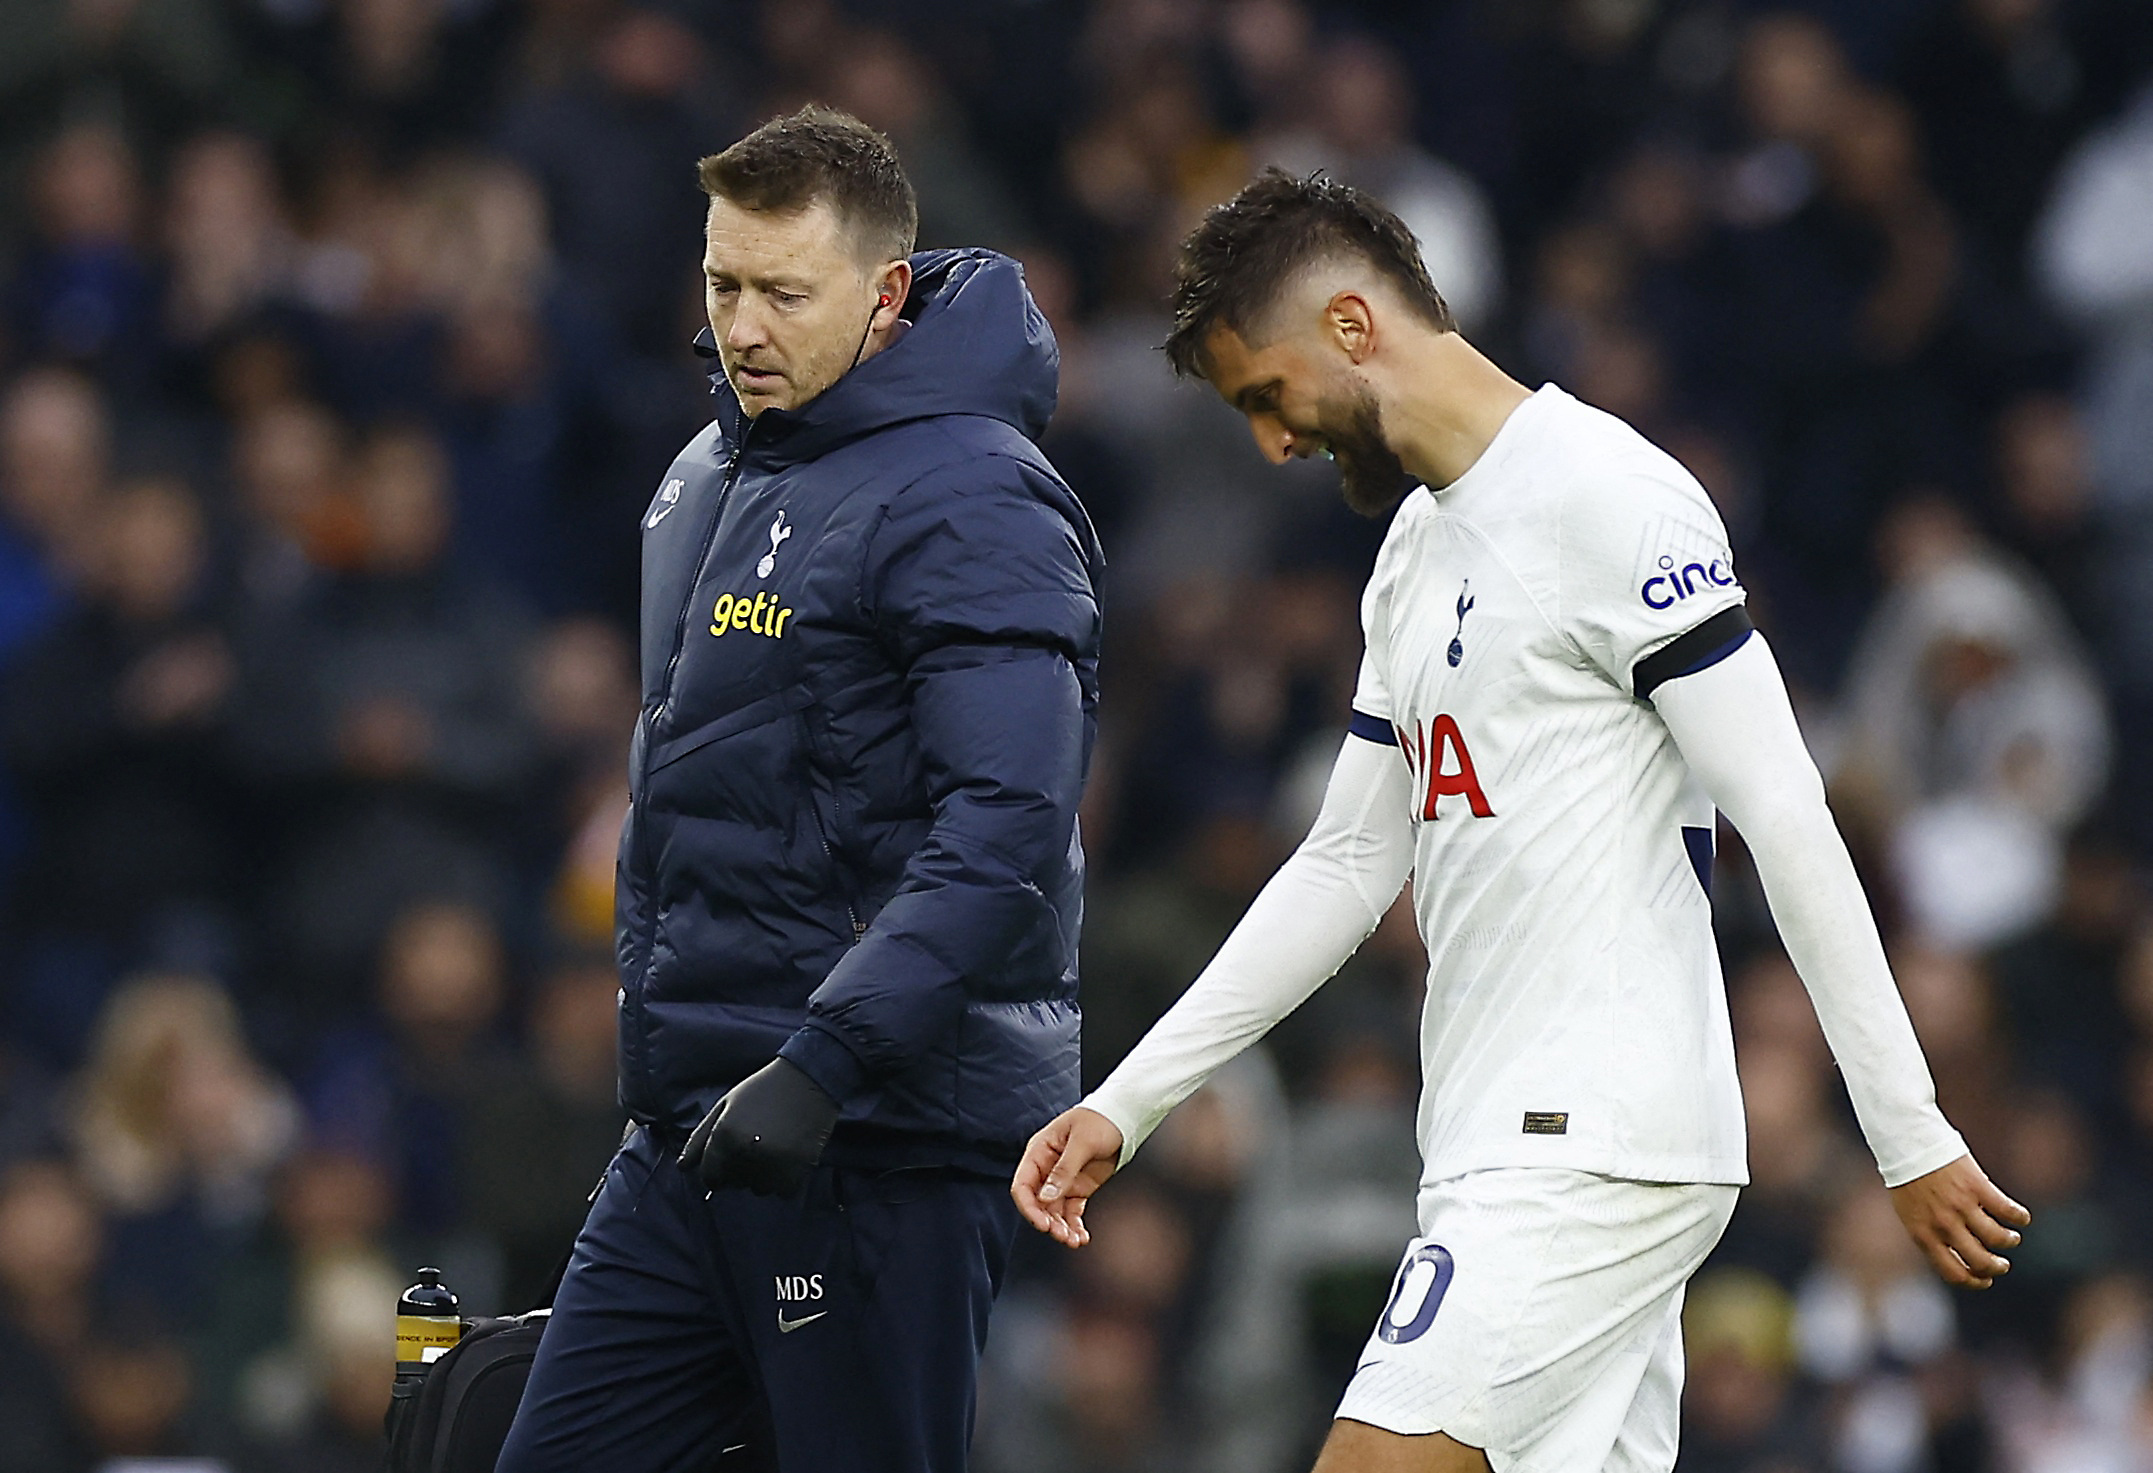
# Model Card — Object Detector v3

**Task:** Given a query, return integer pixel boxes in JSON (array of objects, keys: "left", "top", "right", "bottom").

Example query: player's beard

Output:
[{"left": 1321, "top": 382, "right": 1413, "bottom": 518}]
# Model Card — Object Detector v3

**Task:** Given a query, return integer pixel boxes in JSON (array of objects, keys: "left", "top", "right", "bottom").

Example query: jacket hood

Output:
[{"left": 694, "top": 248, "right": 1060, "bottom": 464}]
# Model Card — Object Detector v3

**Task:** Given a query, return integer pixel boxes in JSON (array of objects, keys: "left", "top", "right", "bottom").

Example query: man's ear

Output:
[
  {"left": 1326, "top": 290, "right": 1376, "bottom": 364},
  {"left": 873, "top": 258, "right": 913, "bottom": 330}
]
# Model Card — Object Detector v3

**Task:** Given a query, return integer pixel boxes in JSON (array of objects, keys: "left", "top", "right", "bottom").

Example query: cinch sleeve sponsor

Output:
[{"left": 1558, "top": 467, "right": 1746, "bottom": 698}]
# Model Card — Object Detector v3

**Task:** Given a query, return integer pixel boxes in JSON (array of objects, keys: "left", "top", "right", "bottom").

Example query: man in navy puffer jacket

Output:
[{"left": 498, "top": 106, "right": 1100, "bottom": 1473}]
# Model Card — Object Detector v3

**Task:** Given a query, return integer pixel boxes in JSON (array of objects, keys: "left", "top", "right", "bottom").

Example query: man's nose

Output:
[
  {"left": 725, "top": 299, "right": 770, "bottom": 353},
  {"left": 1249, "top": 415, "right": 1294, "bottom": 467}
]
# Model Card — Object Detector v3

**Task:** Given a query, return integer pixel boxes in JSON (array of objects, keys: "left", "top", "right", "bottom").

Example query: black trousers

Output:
[{"left": 495, "top": 1124, "right": 1019, "bottom": 1473}]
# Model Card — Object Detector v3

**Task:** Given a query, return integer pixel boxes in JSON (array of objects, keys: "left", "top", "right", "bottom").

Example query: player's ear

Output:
[{"left": 1326, "top": 290, "right": 1376, "bottom": 364}]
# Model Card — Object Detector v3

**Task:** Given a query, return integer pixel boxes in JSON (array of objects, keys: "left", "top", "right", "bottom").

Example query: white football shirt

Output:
[
  {"left": 1352, "top": 384, "right": 1751, "bottom": 1186},
  {"left": 1085, "top": 383, "right": 1964, "bottom": 1196}
]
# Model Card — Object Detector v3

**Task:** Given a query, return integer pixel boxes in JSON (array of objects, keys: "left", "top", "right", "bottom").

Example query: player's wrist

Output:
[
  {"left": 1873, "top": 1130, "right": 1969, "bottom": 1191},
  {"left": 1075, "top": 1093, "right": 1145, "bottom": 1166}
]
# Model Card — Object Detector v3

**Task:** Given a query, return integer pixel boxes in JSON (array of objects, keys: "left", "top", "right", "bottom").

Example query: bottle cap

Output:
[{"left": 399, "top": 1267, "right": 460, "bottom": 1316}]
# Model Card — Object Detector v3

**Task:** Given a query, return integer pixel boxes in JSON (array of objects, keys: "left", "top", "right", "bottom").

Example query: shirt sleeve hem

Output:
[
  {"left": 1080, "top": 1089, "right": 1155, "bottom": 1169},
  {"left": 1347, "top": 708, "right": 1398, "bottom": 745},
  {"left": 1635, "top": 604, "right": 1753, "bottom": 700},
  {"left": 1875, "top": 1131, "right": 1970, "bottom": 1190}
]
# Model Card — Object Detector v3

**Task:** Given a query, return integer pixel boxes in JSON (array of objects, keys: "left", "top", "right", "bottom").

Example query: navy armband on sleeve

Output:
[
  {"left": 1635, "top": 606, "right": 1753, "bottom": 701},
  {"left": 1347, "top": 709, "right": 1398, "bottom": 745}
]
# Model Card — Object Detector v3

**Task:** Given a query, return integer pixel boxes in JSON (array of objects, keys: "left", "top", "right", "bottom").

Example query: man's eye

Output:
[
  {"left": 772, "top": 290, "right": 806, "bottom": 306},
  {"left": 708, "top": 281, "right": 738, "bottom": 297}
]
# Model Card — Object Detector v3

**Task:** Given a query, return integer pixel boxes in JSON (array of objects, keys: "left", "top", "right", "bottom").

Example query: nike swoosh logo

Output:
[
  {"left": 646, "top": 504, "right": 677, "bottom": 528},
  {"left": 777, "top": 1310, "right": 828, "bottom": 1333}
]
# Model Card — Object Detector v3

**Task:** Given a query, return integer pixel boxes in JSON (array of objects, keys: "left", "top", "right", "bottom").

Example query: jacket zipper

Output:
[
  {"left": 807, "top": 770, "right": 867, "bottom": 940},
  {"left": 654, "top": 428, "right": 753, "bottom": 728},
  {"left": 820, "top": 825, "right": 866, "bottom": 941},
  {"left": 626, "top": 427, "right": 750, "bottom": 1100},
  {"left": 647, "top": 424, "right": 860, "bottom": 943}
]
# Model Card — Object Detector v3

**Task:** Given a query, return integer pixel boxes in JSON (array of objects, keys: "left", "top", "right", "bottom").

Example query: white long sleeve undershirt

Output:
[
  {"left": 1083, "top": 633, "right": 1965, "bottom": 1188},
  {"left": 1083, "top": 735, "right": 1415, "bottom": 1165},
  {"left": 1653, "top": 636, "right": 1965, "bottom": 1187}
]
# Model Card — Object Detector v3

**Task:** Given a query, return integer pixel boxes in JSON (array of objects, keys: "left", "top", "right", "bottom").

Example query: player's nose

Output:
[{"left": 1249, "top": 415, "right": 1294, "bottom": 467}]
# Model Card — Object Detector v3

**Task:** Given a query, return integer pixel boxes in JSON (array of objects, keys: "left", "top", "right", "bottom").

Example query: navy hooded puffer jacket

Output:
[{"left": 617, "top": 249, "right": 1102, "bottom": 1169}]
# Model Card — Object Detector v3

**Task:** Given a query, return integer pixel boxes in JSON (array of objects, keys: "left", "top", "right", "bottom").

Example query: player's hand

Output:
[
  {"left": 1888, "top": 1153, "right": 2030, "bottom": 1290},
  {"left": 678, "top": 1058, "right": 839, "bottom": 1198},
  {"left": 1011, "top": 1106, "right": 1122, "bottom": 1248}
]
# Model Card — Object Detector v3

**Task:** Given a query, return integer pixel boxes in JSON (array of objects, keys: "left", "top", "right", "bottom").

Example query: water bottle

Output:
[{"left": 395, "top": 1267, "right": 464, "bottom": 1383}]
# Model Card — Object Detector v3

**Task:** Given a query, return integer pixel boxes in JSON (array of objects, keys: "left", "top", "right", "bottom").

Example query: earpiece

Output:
[{"left": 850, "top": 293, "right": 893, "bottom": 372}]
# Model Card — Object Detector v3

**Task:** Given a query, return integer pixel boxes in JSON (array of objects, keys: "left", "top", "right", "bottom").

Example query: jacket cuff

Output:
[{"left": 778, "top": 1023, "right": 873, "bottom": 1103}]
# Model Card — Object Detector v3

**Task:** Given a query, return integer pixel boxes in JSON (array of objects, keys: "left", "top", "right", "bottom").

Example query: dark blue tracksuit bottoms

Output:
[{"left": 495, "top": 1124, "right": 1019, "bottom": 1473}]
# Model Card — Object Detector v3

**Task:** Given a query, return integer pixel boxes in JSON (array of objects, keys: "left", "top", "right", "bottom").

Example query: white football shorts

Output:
[{"left": 1335, "top": 1168, "right": 1738, "bottom": 1473}]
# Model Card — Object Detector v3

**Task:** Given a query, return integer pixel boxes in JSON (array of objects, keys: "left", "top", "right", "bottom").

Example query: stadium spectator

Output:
[
  {"left": 2035, "top": 80, "right": 2153, "bottom": 856},
  {"left": 68, "top": 974, "right": 299, "bottom": 1322},
  {"left": 197, "top": 1147, "right": 399, "bottom": 1457},
  {"left": 0, "top": 1157, "right": 102, "bottom": 1357},
  {"left": 0, "top": 1160, "right": 94, "bottom": 1469},
  {"left": 2035, "top": 79, "right": 2153, "bottom": 511},
  {"left": 1836, "top": 498, "right": 2110, "bottom": 946},
  {"left": 521, "top": 617, "right": 636, "bottom": 943},
  {"left": 495, "top": 7, "right": 740, "bottom": 361},
  {"left": 454, "top": 954, "right": 623, "bottom": 1308},
  {"left": 235, "top": 423, "right": 534, "bottom": 997},
  {"left": 1678, "top": 1269, "right": 1823, "bottom": 1473},
  {"left": 0, "top": 367, "right": 108, "bottom": 641},
  {"left": 7, "top": 123, "right": 155, "bottom": 380},
  {"left": 1984, "top": 836, "right": 2139, "bottom": 1142},
  {"left": 160, "top": 131, "right": 297, "bottom": 375},
  {"left": 822, "top": 30, "right": 1030, "bottom": 250},
  {"left": 67, "top": 1328, "right": 200, "bottom": 1467},
  {"left": 0, "top": 0, "right": 236, "bottom": 163},
  {"left": 1188, "top": 1048, "right": 1415, "bottom": 1473},
  {"left": 1899, "top": 0, "right": 2150, "bottom": 288},
  {"left": 1794, "top": 1185, "right": 1955, "bottom": 1383},
  {"left": 227, "top": 397, "right": 357, "bottom": 613},
  {"left": 1992, "top": 393, "right": 2104, "bottom": 637},
  {"left": 1061, "top": 55, "right": 1247, "bottom": 313},
  {"left": 425, "top": 159, "right": 598, "bottom": 611},
  {"left": 307, "top": 899, "right": 509, "bottom": 1245},
  {"left": 2, "top": 477, "right": 240, "bottom": 947},
  {"left": 1712, "top": 1038, "right": 1866, "bottom": 1288},
  {"left": 1990, "top": 1089, "right": 2120, "bottom": 1341},
  {"left": 235, "top": 1246, "right": 402, "bottom": 1473}
]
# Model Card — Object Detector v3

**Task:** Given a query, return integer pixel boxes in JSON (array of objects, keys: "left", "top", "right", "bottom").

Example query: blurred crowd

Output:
[{"left": 0, "top": 0, "right": 2147, "bottom": 1468}]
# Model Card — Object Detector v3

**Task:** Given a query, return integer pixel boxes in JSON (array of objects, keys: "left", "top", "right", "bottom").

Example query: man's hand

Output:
[
  {"left": 678, "top": 1058, "right": 840, "bottom": 1197},
  {"left": 1889, "top": 1153, "right": 2030, "bottom": 1289},
  {"left": 1011, "top": 1106, "right": 1123, "bottom": 1248}
]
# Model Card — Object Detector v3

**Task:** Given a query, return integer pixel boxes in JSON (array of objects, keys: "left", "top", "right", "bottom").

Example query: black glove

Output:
[{"left": 678, "top": 1058, "right": 840, "bottom": 1197}]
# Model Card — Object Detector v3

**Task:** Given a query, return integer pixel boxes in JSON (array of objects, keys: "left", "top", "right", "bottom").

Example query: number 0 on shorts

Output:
[{"left": 1378, "top": 1241, "right": 1455, "bottom": 1344}]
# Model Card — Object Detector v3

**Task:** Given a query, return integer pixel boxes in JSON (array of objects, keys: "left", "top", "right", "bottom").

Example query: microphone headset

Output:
[{"left": 847, "top": 291, "right": 895, "bottom": 372}]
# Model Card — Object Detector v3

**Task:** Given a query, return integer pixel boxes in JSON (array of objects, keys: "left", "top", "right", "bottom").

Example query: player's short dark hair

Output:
[
  {"left": 1164, "top": 168, "right": 1454, "bottom": 379},
  {"left": 698, "top": 105, "right": 918, "bottom": 266}
]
